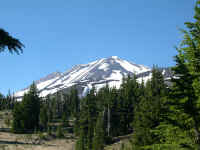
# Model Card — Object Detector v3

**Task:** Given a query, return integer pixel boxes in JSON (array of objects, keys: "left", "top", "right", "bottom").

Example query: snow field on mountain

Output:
[{"left": 15, "top": 56, "right": 152, "bottom": 99}]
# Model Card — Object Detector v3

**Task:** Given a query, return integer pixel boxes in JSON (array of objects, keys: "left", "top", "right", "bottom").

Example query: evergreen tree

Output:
[
  {"left": 132, "top": 68, "right": 167, "bottom": 148},
  {"left": 61, "top": 112, "right": 69, "bottom": 127},
  {"left": 6, "top": 90, "right": 15, "bottom": 110},
  {"left": 0, "top": 93, "right": 5, "bottom": 110},
  {"left": 107, "top": 87, "right": 120, "bottom": 137},
  {"left": 74, "top": 113, "right": 80, "bottom": 136},
  {"left": 0, "top": 28, "right": 24, "bottom": 54},
  {"left": 169, "top": 1, "right": 200, "bottom": 147},
  {"left": 12, "top": 102, "right": 24, "bottom": 133},
  {"left": 75, "top": 130, "right": 87, "bottom": 150},
  {"left": 12, "top": 82, "right": 40, "bottom": 132},
  {"left": 69, "top": 87, "right": 80, "bottom": 116},
  {"left": 22, "top": 83, "right": 40, "bottom": 130},
  {"left": 119, "top": 75, "right": 140, "bottom": 135},
  {"left": 132, "top": 2, "right": 200, "bottom": 150},
  {"left": 39, "top": 105, "right": 48, "bottom": 130},
  {"left": 46, "top": 95, "right": 53, "bottom": 123},
  {"left": 75, "top": 88, "right": 98, "bottom": 150},
  {"left": 55, "top": 92, "right": 63, "bottom": 118},
  {"left": 92, "top": 113, "right": 105, "bottom": 150}
]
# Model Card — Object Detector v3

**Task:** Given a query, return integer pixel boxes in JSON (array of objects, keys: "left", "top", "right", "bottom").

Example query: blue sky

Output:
[{"left": 0, "top": 0, "right": 196, "bottom": 95}]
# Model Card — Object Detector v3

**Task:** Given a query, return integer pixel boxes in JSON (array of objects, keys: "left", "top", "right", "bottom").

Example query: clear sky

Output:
[{"left": 0, "top": 0, "right": 196, "bottom": 95}]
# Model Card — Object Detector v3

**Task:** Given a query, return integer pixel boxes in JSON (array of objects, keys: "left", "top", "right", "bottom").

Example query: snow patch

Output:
[
  {"left": 137, "top": 73, "right": 152, "bottom": 83},
  {"left": 162, "top": 70, "right": 166, "bottom": 75},
  {"left": 115, "top": 59, "right": 148, "bottom": 74},
  {"left": 111, "top": 56, "right": 118, "bottom": 59},
  {"left": 37, "top": 76, "right": 60, "bottom": 90},
  {"left": 98, "top": 63, "right": 109, "bottom": 71},
  {"left": 107, "top": 70, "right": 123, "bottom": 81}
]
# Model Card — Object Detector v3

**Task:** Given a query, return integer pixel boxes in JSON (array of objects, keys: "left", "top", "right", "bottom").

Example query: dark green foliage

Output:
[
  {"left": 56, "top": 125, "right": 64, "bottom": 138},
  {"left": 132, "top": 68, "right": 168, "bottom": 148},
  {"left": 61, "top": 112, "right": 69, "bottom": 127},
  {"left": 39, "top": 105, "right": 48, "bottom": 130},
  {"left": 129, "top": 2, "right": 200, "bottom": 149},
  {"left": 12, "top": 82, "right": 40, "bottom": 132},
  {"left": 51, "top": 97, "right": 58, "bottom": 120},
  {"left": 69, "top": 87, "right": 80, "bottom": 116},
  {"left": 75, "top": 74, "right": 153, "bottom": 150},
  {"left": 75, "top": 88, "right": 98, "bottom": 150},
  {"left": 54, "top": 92, "right": 63, "bottom": 119},
  {"left": 119, "top": 75, "right": 140, "bottom": 135},
  {"left": 22, "top": 83, "right": 40, "bottom": 130},
  {"left": 0, "top": 91, "right": 16, "bottom": 110},
  {"left": 76, "top": 130, "right": 87, "bottom": 150},
  {"left": 168, "top": 1, "right": 200, "bottom": 148},
  {"left": 75, "top": 76, "right": 146, "bottom": 150},
  {"left": 0, "top": 28, "right": 24, "bottom": 54},
  {"left": 0, "top": 93, "right": 5, "bottom": 110},
  {"left": 47, "top": 124, "right": 52, "bottom": 136},
  {"left": 74, "top": 113, "right": 80, "bottom": 136},
  {"left": 12, "top": 102, "right": 24, "bottom": 133},
  {"left": 92, "top": 113, "right": 105, "bottom": 150},
  {"left": 46, "top": 98, "right": 53, "bottom": 123}
]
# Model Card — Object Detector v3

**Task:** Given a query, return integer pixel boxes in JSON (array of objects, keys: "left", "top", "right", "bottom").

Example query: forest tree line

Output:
[{"left": 0, "top": 63, "right": 199, "bottom": 149}]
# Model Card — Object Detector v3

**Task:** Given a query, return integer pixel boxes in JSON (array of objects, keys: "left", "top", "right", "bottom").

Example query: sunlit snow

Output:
[{"left": 15, "top": 56, "right": 152, "bottom": 99}]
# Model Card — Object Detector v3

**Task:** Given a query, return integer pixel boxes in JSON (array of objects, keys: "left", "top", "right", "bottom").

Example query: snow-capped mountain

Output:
[
  {"left": 15, "top": 56, "right": 171, "bottom": 99},
  {"left": 136, "top": 67, "right": 172, "bottom": 85}
]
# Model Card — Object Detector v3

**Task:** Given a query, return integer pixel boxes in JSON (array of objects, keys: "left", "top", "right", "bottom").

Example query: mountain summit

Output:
[{"left": 15, "top": 56, "right": 151, "bottom": 99}]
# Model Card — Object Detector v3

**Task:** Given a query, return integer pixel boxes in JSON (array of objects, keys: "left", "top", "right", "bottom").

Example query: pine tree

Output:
[
  {"left": 55, "top": 92, "right": 63, "bottom": 118},
  {"left": 74, "top": 113, "right": 80, "bottom": 136},
  {"left": 61, "top": 112, "right": 69, "bottom": 127},
  {"left": 22, "top": 82, "right": 40, "bottom": 130},
  {"left": 75, "top": 130, "right": 87, "bottom": 150},
  {"left": 132, "top": 68, "right": 167, "bottom": 148},
  {"left": 12, "top": 82, "right": 40, "bottom": 132},
  {"left": 108, "top": 88, "right": 121, "bottom": 137},
  {"left": 52, "top": 97, "right": 58, "bottom": 120},
  {"left": 46, "top": 95, "right": 53, "bottom": 123},
  {"left": 47, "top": 124, "right": 52, "bottom": 136},
  {"left": 0, "top": 93, "right": 5, "bottom": 110},
  {"left": 69, "top": 87, "right": 80, "bottom": 116},
  {"left": 120, "top": 75, "right": 140, "bottom": 135},
  {"left": 169, "top": 1, "right": 200, "bottom": 147},
  {"left": 12, "top": 102, "right": 24, "bottom": 133},
  {"left": 0, "top": 28, "right": 24, "bottom": 54},
  {"left": 75, "top": 88, "right": 98, "bottom": 150},
  {"left": 92, "top": 113, "right": 105, "bottom": 150},
  {"left": 39, "top": 105, "right": 48, "bottom": 130}
]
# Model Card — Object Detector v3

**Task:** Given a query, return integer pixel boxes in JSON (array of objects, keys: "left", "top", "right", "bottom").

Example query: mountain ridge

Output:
[{"left": 15, "top": 56, "right": 171, "bottom": 99}]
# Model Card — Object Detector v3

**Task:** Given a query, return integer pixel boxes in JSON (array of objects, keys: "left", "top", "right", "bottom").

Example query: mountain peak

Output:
[
  {"left": 110, "top": 56, "right": 119, "bottom": 59},
  {"left": 15, "top": 57, "right": 151, "bottom": 99}
]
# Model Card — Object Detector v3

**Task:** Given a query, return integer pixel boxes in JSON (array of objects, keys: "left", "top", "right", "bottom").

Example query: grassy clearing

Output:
[
  {"left": 0, "top": 130, "right": 76, "bottom": 150},
  {"left": 0, "top": 110, "right": 76, "bottom": 150}
]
